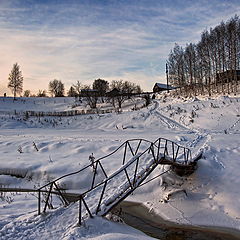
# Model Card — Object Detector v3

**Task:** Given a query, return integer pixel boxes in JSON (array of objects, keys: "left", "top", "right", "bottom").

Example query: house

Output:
[
  {"left": 106, "top": 88, "right": 120, "bottom": 97},
  {"left": 80, "top": 89, "right": 99, "bottom": 97},
  {"left": 153, "top": 83, "right": 174, "bottom": 92},
  {"left": 216, "top": 70, "right": 240, "bottom": 83}
]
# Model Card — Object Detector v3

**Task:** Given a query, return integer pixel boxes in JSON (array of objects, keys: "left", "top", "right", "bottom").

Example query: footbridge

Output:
[{"left": 37, "top": 138, "right": 201, "bottom": 225}]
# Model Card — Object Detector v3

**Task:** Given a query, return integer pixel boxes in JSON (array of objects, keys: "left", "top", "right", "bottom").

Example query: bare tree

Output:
[
  {"left": 23, "top": 90, "right": 31, "bottom": 97},
  {"left": 49, "top": 79, "right": 65, "bottom": 97},
  {"left": 37, "top": 90, "right": 47, "bottom": 97},
  {"left": 225, "top": 16, "right": 239, "bottom": 94},
  {"left": 110, "top": 80, "right": 126, "bottom": 109},
  {"left": 8, "top": 63, "right": 23, "bottom": 99},
  {"left": 92, "top": 78, "right": 109, "bottom": 102},
  {"left": 184, "top": 43, "right": 198, "bottom": 95},
  {"left": 123, "top": 81, "right": 142, "bottom": 97},
  {"left": 81, "top": 85, "right": 98, "bottom": 108},
  {"left": 110, "top": 80, "right": 142, "bottom": 109},
  {"left": 168, "top": 15, "right": 240, "bottom": 97},
  {"left": 169, "top": 44, "right": 186, "bottom": 94},
  {"left": 67, "top": 86, "right": 77, "bottom": 97},
  {"left": 73, "top": 80, "right": 82, "bottom": 100}
]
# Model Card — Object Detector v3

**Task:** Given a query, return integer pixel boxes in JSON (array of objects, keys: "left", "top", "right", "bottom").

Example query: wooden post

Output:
[
  {"left": 166, "top": 63, "right": 169, "bottom": 93},
  {"left": 38, "top": 189, "right": 41, "bottom": 215},
  {"left": 79, "top": 197, "right": 82, "bottom": 225}
]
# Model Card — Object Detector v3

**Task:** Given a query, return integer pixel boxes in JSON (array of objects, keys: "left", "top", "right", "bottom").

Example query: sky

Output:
[{"left": 0, "top": 0, "right": 240, "bottom": 95}]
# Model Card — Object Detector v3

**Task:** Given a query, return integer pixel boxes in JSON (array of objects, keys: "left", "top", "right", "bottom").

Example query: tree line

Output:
[
  {"left": 6, "top": 63, "right": 142, "bottom": 109},
  {"left": 168, "top": 15, "right": 240, "bottom": 96}
]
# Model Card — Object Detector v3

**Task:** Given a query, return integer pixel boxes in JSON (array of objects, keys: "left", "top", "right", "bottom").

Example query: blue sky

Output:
[{"left": 0, "top": 0, "right": 240, "bottom": 94}]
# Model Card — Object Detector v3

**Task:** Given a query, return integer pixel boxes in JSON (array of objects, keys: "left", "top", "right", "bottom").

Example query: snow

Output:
[{"left": 0, "top": 94, "right": 240, "bottom": 239}]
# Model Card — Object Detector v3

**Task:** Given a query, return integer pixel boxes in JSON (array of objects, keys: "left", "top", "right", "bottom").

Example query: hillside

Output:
[{"left": 0, "top": 95, "right": 239, "bottom": 239}]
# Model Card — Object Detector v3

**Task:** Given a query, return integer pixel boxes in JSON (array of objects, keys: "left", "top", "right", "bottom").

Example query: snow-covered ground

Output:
[{"left": 0, "top": 94, "right": 239, "bottom": 239}]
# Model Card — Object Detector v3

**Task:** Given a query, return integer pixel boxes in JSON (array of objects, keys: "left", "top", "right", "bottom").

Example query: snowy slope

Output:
[{"left": 0, "top": 95, "right": 239, "bottom": 239}]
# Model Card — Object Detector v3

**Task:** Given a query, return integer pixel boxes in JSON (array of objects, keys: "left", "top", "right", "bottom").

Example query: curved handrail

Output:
[
  {"left": 153, "top": 137, "right": 192, "bottom": 151},
  {"left": 95, "top": 138, "right": 153, "bottom": 162},
  {"left": 38, "top": 138, "right": 154, "bottom": 190},
  {"left": 38, "top": 138, "right": 192, "bottom": 190}
]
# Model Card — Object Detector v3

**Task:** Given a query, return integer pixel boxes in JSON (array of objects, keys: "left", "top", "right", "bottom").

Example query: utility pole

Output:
[{"left": 166, "top": 62, "right": 169, "bottom": 93}]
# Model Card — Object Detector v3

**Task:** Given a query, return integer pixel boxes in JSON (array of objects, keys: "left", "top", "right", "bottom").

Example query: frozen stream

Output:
[{"left": 113, "top": 201, "right": 240, "bottom": 240}]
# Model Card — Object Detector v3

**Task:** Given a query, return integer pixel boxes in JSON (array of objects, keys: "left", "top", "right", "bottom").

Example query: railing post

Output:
[
  {"left": 98, "top": 161, "right": 108, "bottom": 178},
  {"left": 150, "top": 143, "right": 156, "bottom": 163},
  {"left": 157, "top": 138, "right": 161, "bottom": 161},
  {"left": 91, "top": 161, "right": 99, "bottom": 189},
  {"left": 79, "top": 196, "right": 82, "bottom": 225},
  {"left": 96, "top": 181, "right": 108, "bottom": 214},
  {"left": 43, "top": 182, "right": 53, "bottom": 213},
  {"left": 122, "top": 142, "right": 127, "bottom": 165},
  {"left": 133, "top": 157, "right": 139, "bottom": 186},
  {"left": 134, "top": 139, "right": 142, "bottom": 155},
  {"left": 53, "top": 182, "right": 69, "bottom": 206},
  {"left": 186, "top": 149, "right": 190, "bottom": 163},
  {"left": 172, "top": 142, "right": 175, "bottom": 161},
  {"left": 82, "top": 196, "right": 93, "bottom": 218},
  {"left": 164, "top": 140, "right": 168, "bottom": 157},
  {"left": 174, "top": 145, "right": 179, "bottom": 162},
  {"left": 124, "top": 169, "right": 133, "bottom": 189},
  {"left": 38, "top": 189, "right": 41, "bottom": 215},
  {"left": 127, "top": 141, "right": 134, "bottom": 156},
  {"left": 184, "top": 148, "right": 187, "bottom": 164}
]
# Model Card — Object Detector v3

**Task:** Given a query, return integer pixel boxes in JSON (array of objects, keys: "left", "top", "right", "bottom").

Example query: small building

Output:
[
  {"left": 216, "top": 70, "right": 240, "bottom": 83},
  {"left": 153, "top": 83, "right": 174, "bottom": 92},
  {"left": 106, "top": 88, "right": 120, "bottom": 97},
  {"left": 80, "top": 89, "right": 98, "bottom": 97}
]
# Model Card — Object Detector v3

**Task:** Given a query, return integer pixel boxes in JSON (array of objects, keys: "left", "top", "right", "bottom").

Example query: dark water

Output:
[{"left": 112, "top": 201, "right": 240, "bottom": 240}]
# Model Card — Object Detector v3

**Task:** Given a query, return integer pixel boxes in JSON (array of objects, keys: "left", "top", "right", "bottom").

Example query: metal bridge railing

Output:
[{"left": 37, "top": 137, "right": 193, "bottom": 224}]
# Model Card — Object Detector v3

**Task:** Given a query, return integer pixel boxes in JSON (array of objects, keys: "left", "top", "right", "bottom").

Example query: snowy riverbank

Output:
[{"left": 0, "top": 95, "right": 239, "bottom": 239}]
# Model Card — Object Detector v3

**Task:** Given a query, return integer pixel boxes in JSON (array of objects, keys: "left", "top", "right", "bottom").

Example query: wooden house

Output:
[
  {"left": 80, "top": 89, "right": 99, "bottom": 97},
  {"left": 106, "top": 88, "right": 120, "bottom": 97},
  {"left": 216, "top": 70, "right": 240, "bottom": 83},
  {"left": 153, "top": 83, "right": 174, "bottom": 92}
]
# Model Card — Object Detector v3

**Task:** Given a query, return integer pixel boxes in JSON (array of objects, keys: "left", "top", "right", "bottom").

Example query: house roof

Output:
[
  {"left": 106, "top": 88, "right": 120, "bottom": 96},
  {"left": 81, "top": 89, "right": 98, "bottom": 92},
  {"left": 154, "top": 83, "right": 174, "bottom": 90},
  {"left": 107, "top": 88, "right": 120, "bottom": 93}
]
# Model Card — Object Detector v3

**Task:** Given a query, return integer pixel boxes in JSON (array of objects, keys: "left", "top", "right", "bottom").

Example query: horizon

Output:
[{"left": 0, "top": 0, "right": 240, "bottom": 96}]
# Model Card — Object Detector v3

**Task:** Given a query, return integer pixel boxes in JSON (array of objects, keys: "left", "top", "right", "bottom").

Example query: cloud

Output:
[{"left": 0, "top": 0, "right": 240, "bottom": 95}]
